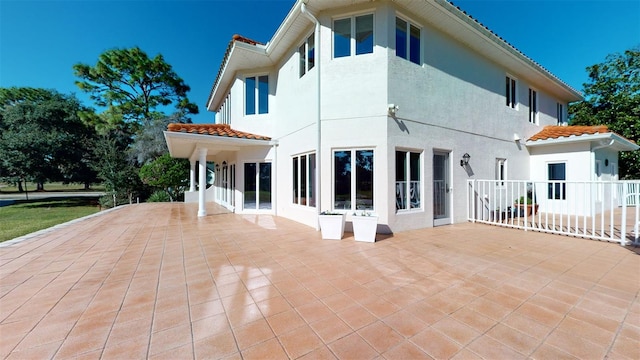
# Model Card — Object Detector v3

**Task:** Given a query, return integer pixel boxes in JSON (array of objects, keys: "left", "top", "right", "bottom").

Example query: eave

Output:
[
  {"left": 164, "top": 131, "right": 275, "bottom": 160},
  {"left": 526, "top": 133, "right": 639, "bottom": 152},
  {"left": 207, "top": 0, "right": 583, "bottom": 112}
]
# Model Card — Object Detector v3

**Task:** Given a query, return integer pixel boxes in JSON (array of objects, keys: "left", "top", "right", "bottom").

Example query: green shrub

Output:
[{"left": 147, "top": 190, "right": 171, "bottom": 202}]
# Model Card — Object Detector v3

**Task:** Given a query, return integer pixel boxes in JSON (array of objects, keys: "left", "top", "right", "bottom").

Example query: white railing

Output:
[
  {"left": 467, "top": 179, "right": 640, "bottom": 245},
  {"left": 395, "top": 181, "right": 421, "bottom": 210},
  {"left": 619, "top": 181, "right": 640, "bottom": 206}
]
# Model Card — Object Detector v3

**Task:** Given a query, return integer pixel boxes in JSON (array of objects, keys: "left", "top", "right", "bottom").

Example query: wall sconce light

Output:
[
  {"left": 388, "top": 103, "right": 399, "bottom": 115},
  {"left": 513, "top": 133, "right": 521, "bottom": 142},
  {"left": 460, "top": 153, "right": 470, "bottom": 167}
]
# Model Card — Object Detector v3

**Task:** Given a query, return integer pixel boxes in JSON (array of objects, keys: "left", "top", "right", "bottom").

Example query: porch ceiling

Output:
[{"left": 164, "top": 130, "right": 274, "bottom": 160}]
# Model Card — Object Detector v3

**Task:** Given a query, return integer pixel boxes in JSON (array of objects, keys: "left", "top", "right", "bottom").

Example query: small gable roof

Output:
[
  {"left": 164, "top": 123, "right": 273, "bottom": 159},
  {"left": 527, "top": 125, "right": 638, "bottom": 152}
]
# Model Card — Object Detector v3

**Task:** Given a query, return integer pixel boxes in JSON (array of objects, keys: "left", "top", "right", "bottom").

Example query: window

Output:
[
  {"left": 299, "top": 34, "right": 315, "bottom": 77},
  {"left": 219, "top": 94, "right": 231, "bottom": 124},
  {"left": 548, "top": 163, "right": 566, "bottom": 200},
  {"left": 333, "top": 149, "right": 374, "bottom": 211},
  {"left": 395, "top": 17, "right": 420, "bottom": 65},
  {"left": 529, "top": 88, "right": 538, "bottom": 124},
  {"left": 245, "top": 75, "right": 269, "bottom": 115},
  {"left": 557, "top": 103, "right": 564, "bottom": 124},
  {"left": 244, "top": 162, "right": 272, "bottom": 210},
  {"left": 395, "top": 151, "right": 421, "bottom": 211},
  {"left": 505, "top": 75, "right": 517, "bottom": 109},
  {"left": 292, "top": 153, "right": 316, "bottom": 207},
  {"left": 333, "top": 14, "right": 374, "bottom": 58},
  {"left": 496, "top": 158, "right": 506, "bottom": 186}
]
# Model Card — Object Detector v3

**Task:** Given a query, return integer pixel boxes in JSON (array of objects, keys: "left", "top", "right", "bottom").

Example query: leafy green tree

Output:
[
  {"left": 129, "top": 111, "right": 190, "bottom": 165},
  {"left": 569, "top": 47, "right": 640, "bottom": 179},
  {"left": 92, "top": 131, "right": 143, "bottom": 205},
  {"left": 73, "top": 47, "right": 198, "bottom": 125},
  {"left": 139, "top": 154, "right": 189, "bottom": 201},
  {"left": 0, "top": 87, "right": 98, "bottom": 190}
]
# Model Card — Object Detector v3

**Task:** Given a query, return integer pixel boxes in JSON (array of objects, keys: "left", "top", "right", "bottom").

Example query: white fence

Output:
[{"left": 467, "top": 180, "right": 640, "bottom": 245}]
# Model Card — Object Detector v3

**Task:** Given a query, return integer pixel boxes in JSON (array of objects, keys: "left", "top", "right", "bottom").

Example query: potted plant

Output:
[
  {"left": 351, "top": 210, "right": 378, "bottom": 242},
  {"left": 514, "top": 196, "right": 538, "bottom": 216},
  {"left": 318, "top": 211, "right": 346, "bottom": 240}
]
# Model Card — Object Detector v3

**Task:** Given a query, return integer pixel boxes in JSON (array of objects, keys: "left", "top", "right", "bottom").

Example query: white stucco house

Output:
[{"left": 164, "top": 0, "right": 638, "bottom": 236}]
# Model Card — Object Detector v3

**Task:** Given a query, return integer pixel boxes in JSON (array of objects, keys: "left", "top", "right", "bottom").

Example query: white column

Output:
[
  {"left": 198, "top": 148, "right": 208, "bottom": 217},
  {"left": 189, "top": 159, "right": 196, "bottom": 192}
]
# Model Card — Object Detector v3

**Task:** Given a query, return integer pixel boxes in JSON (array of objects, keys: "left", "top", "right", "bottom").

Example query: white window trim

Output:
[
  {"left": 331, "top": 148, "right": 375, "bottom": 212},
  {"left": 244, "top": 74, "right": 269, "bottom": 116},
  {"left": 299, "top": 32, "right": 315, "bottom": 78},
  {"left": 396, "top": 148, "right": 423, "bottom": 214},
  {"left": 506, "top": 74, "right": 518, "bottom": 110},
  {"left": 529, "top": 87, "right": 539, "bottom": 125},
  {"left": 556, "top": 102, "right": 564, "bottom": 124},
  {"left": 242, "top": 160, "right": 273, "bottom": 213},
  {"left": 332, "top": 12, "right": 375, "bottom": 58},
  {"left": 395, "top": 13, "right": 422, "bottom": 65},
  {"left": 292, "top": 152, "right": 316, "bottom": 208},
  {"left": 547, "top": 161, "right": 567, "bottom": 200},
  {"left": 496, "top": 158, "right": 507, "bottom": 188}
]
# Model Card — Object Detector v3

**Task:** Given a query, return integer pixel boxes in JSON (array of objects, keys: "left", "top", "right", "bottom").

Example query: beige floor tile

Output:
[
  {"left": 410, "top": 327, "right": 461, "bottom": 359},
  {"left": 1, "top": 203, "right": 638, "bottom": 359},
  {"left": 357, "top": 321, "right": 404, "bottom": 353}
]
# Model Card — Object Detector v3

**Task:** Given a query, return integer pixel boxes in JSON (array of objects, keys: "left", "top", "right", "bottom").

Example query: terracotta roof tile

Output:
[
  {"left": 528, "top": 125, "right": 611, "bottom": 141},
  {"left": 167, "top": 123, "right": 271, "bottom": 141}
]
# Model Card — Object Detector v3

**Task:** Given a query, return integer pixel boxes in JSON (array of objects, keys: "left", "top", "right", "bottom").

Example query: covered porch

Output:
[{"left": 164, "top": 123, "right": 275, "bottom": 217}]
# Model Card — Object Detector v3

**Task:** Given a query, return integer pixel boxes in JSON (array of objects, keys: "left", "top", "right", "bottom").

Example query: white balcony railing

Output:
[{"left": 467, "top": 179, "right": 640, "bottom": 245}]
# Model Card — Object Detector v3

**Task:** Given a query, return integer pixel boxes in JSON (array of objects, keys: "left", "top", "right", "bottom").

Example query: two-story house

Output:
[{"left": 164, "top": 0, "right": 637, "bottom": 235}]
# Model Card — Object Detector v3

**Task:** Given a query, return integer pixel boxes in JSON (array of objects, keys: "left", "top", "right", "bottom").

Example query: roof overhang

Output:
[
  {"left": 526, "top": 132, "right": 639, "bottom": 152},
  {"left": 207, "top": 0, "right": 582, "bottom": 112},
  {"left": 164, "top": 131, "right": 275, "bottom": 160}
]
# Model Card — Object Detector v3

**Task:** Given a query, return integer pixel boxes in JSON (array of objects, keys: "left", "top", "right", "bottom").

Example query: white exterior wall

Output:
[
  {"left": 529, "top": 143, "right": 592, "bottom": 216},
  {"left": 206, "top": 1, "right": 581, "bottom": 234},
  {"left": 385, "top": 5, "right": 556, "bottom": 230}
]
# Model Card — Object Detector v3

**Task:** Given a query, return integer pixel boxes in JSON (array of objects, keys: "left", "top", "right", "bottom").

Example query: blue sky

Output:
[{"left": 1, "top": 0, "right": 638, "bottom": 124}]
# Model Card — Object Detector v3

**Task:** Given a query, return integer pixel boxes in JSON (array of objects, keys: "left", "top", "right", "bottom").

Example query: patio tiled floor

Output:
[{"left": 1, "top": 202, "right": 639, "bottom": 359}]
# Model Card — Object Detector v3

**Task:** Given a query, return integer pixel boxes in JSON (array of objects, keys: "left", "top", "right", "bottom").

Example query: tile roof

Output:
[
  {"left": 167, "top": 123, "right": 271, "bottom": 141},
  {"left": 528, "top": 125, "right": 612, "bottom": 141},
  {"left": 208, "top": 34, "right": 263, "bottom": 109}
]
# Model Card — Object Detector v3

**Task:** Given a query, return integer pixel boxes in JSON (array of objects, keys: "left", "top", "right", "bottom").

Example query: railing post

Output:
[{"left": 620, "top": 184, "right": 627, "bottom": 246}]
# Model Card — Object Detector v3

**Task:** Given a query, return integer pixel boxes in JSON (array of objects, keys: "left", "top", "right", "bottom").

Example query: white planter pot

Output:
[
  {"left": 319, "top": 213, "right": 346, "bottom": 240},
  {"left": 352, "top": 215, "right": 378, "bottom": 242}
]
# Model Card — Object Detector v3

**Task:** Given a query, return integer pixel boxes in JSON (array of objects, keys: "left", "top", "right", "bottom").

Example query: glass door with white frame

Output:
[{"left": 433, "top": 152, "right": 451, "bottom": 226}]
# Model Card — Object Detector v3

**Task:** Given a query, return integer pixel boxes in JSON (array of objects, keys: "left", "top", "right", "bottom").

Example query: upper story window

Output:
[
  {"left": 219, "top": 94, "right": 231, "bottom": 124},
  {"left": 556, "top": 103, "right": 564, "bottom": 124},
  {"left": 245, "top": 75, "right": 269, "bottom": 115},
  {"left": 529, "top": 88, "right": 538, "bottom": 124},
  {"left": 395, "top": 17, "right": 421, "bottom": 65},
  {"left": 333, "top": 14, "right": 374, "bottom": 58},
  {"left": 505, "top": 75, "right": 517, "bottom": 109},
  {"left": 299, "top": 34, "right": 315, "bottom": 77}
]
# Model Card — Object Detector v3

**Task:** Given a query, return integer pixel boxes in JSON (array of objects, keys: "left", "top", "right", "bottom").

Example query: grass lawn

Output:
[
  {"left": 0, "top": 182, "right": 105, "bottom": 193},
  {"left": 0, "top": 197, "right": 101, "bottom": 243}
]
